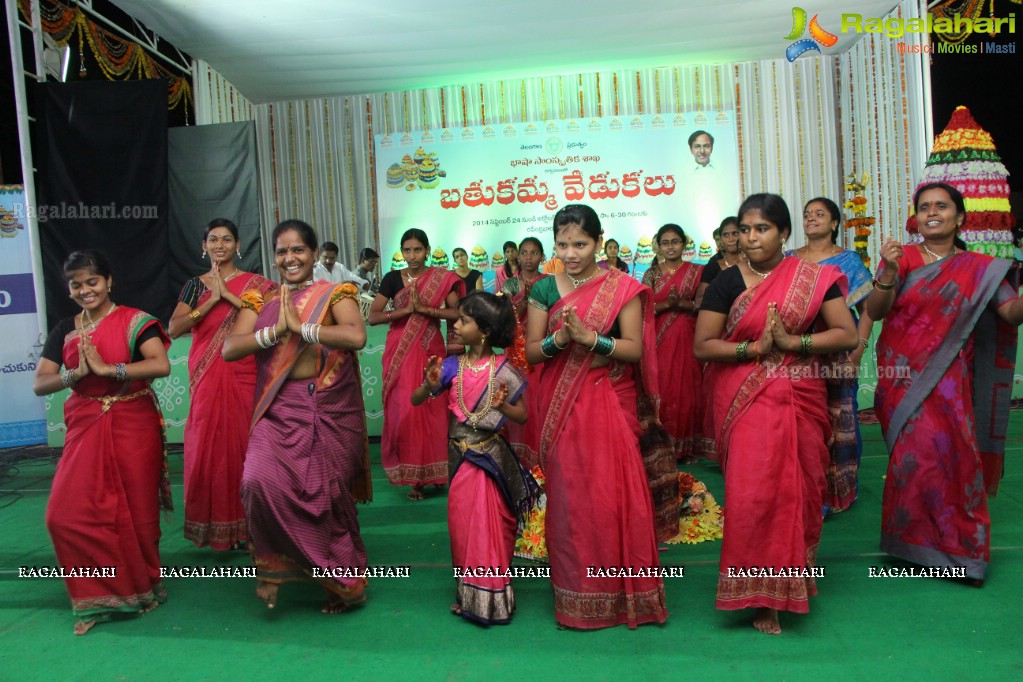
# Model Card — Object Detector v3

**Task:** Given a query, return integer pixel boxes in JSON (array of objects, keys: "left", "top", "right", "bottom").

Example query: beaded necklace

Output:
[{"left": 457, "top": 354, "right": 497, "bottom": 429}]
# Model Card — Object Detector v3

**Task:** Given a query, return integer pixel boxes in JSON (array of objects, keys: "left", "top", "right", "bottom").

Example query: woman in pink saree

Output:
[
  {"left": 867, "top": 182, "right": 1023, "bottom": 582},
  {"left": 695, "top": 194, "right": 858, "bottom": 635},
  {"left": 369, "top": 228, "right": 465, "bottom": 500},
  {"left": 34, "top": 250, "right": 171, "bottom": 636},
  {"left": 501, "top": 236, "right": 547, "bottom": 468},
  {"left": 526, "top": 204, "right": 676, "bottom": 630},
  {"left": 642, "top": 223, "right": 705, "bottom": 460},
  {"left": 169, "top": 218, "right": 276, "bottom": 550}
]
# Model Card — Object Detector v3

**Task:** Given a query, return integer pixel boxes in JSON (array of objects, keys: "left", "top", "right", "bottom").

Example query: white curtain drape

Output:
[
  {"left": 193, "top": 59, "right": 255, "bottom": 125},
  {"left": 198, "top": 0, "right": 929, "bottom": 273}
]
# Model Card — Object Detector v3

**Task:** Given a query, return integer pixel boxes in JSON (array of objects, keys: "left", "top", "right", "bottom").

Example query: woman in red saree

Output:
[
  {"left": 694, "top": 194, "right": 857, "bottom": 635},
  {"left": 169, "top": 218, "right": 276, "bottom": 550},
  {"left": 223, "top": 220, "right": 371, "bottom": 613},
  {"left": 526, "top": 204, "right": 676, "bottom": 630},
  {"left": 867, "top": 183, "right": 1023, "bottom": 582},
  {"left": 369, "top": 228, "right": 465, "bottom": 500},
  {"left": 643, "top": 223, "right": 704, "bottom": 460},
  {"left": 413, "top": 292, "right": 538, "bottom": 624},
  {"left": 501, "top": 236, "right": 547, "bottom": 468},
  {"left": 34, "top": 250, "right": 171, "bottom": 636}
]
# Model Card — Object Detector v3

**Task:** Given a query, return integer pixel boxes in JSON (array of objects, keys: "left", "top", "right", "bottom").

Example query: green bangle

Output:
[
  {"left": 540, "top": 333, "right": 564, "bottom": 358},
  {"left": 736, "top": 340, "right": 749, "bottom": 361},
  {"left": 590, "top": 333, "right": 615, "bottom": 356},
  {"left": 800, "top": 333, "right": 813, "bottom": 355}
]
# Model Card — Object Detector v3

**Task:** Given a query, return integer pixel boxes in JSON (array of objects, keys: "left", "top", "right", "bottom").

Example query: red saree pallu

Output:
[
  {"left": 650, "top": 262, "right": 705, "bottom": 460},
  {"left": 184, "top": 273, "right": 275, "bottom": 549},
  {"left": 242, "top": 282, "right": 372, "bottom": 604},
  {"left": 381, "top": 267, "right": 465, "bottom": 485},
  {"left": 45, "top": 307, "right": 171, "bottom": 619},
  {"left": 711, "top": 257, "right": 844, "bottom": 613},
  {"left": 535, "top": 269, "right": 673, "bottom": 630},
  {"left": 503, "top": 273, "right": 547, "bottom": 470},
  {"left": 443, "top": 355, "right": 537, "bottom": 625},
  {"left": 875, "top": 249, "right": 1017, "bottom": 581}
]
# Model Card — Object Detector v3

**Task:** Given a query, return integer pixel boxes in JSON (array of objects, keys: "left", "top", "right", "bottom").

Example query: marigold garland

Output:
[
  {"left": 20, "top": 0, "right": 191, "bottom": 115},
  {"left": 514, "top": 466, "right": 547, "bottom": 560},
  {"left": 844, "top": 171, "right": 874, "bottom": 269},
  {"left": 666, "top": 472, "right": 724, "bottom": 545}
]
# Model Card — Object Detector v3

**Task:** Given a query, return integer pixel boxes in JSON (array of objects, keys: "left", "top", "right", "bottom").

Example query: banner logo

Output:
[{"left": 784, "top": 7, "right": 839, "bottom": 61}]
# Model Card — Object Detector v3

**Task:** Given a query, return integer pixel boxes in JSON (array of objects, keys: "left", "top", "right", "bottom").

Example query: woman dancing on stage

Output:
[
  {"left": 643, "top": 223, "right": 704, "bottom": 460},
  {"left": 224, "top": 220, "right": 371, "bottom": 613},
  {"left": 867, "top": 182, "right": 1023, "bottom": 582},
  {"left": 526, "top": 204, "right": 675, "bottom": 630},
  {"left": 789, "top": 198, "right": 874, "bottom": 513},
  {"left": 369, "top": 228, "right": 464, "bottom": 500},
  {"left": 35, "top": 249, "right": 171, "bottom": 635},
  {"left": 695, "top": 194, "right": 857, "bottom": 634},
  {"left": 169, "top": 218, "right": 276, "bottom": 550}
]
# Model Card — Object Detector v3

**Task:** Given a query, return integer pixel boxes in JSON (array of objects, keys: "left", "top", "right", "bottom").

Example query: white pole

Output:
[{"left": 5, "top": 0, "right": 48, "bottom": 341}]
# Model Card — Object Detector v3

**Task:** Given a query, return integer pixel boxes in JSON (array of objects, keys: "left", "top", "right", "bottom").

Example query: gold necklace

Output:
[
  {"left": 661, "top": 261, "right": 683, "bottom": 276},
  {"left": 568, "top": 266, "right": 600, "bottom": 288},
  {"left": 287, "top": 279, "right": 314, "bottom": 290},
  {"left": 456, "top": 354, "right": 497, "bottom": 429},
  {"left": 721, "top": 253, "right": 739, "bottom": 268},
  {"left": 922, "top": 244, "right": 956, "bottom": 262},
  {"left": 81, "top": 303, "right": 117, "bottom": 331},
  {"left": 745, "top": 259, "right": 773, "bottom": 279},
  {"left": 463, "top": 353, "right": 492, "bottom": 376}
]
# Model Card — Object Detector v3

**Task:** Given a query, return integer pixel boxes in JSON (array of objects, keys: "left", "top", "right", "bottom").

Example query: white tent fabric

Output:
[{"left": 185, "top": 1, "right": 928, "bottom": 271}]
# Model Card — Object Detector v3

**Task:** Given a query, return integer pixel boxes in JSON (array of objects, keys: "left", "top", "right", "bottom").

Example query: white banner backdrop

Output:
[
  {"left": 375, "top": 112, "right": 739, "bottom": 286},
  {"left": 0, "top": 186, "right": 46, "bottom": 447}
]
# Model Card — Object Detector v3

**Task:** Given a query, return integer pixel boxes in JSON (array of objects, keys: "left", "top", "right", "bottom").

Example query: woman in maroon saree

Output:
[
  {"left": 695, "top": 194, "right": 857, "bottom": 635},
  {"left": 224, "top": 220, "right": 371, "bottom": 613},
  {"left": 169, "top": 218, "right": 276, "bottom": 550},
  {"left": 867, "top": 183, "right": 1023, "bottom": 582},
  {"left": 526, "top": 204, "right": 676, "bottom": 630},
  {"left": 643, "top": 223, "right": 704, "bottom": 460},
  {"left": 369, "top": 228, "right": 465, "bottom": 500},
  {"left": 34, "top": 250, "right": 171, "bottom": 636}
]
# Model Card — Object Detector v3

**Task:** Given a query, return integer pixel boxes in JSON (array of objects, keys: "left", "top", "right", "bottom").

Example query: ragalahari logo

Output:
[{"left": 784, "top": 7, "right": 839, "bottom": 61}]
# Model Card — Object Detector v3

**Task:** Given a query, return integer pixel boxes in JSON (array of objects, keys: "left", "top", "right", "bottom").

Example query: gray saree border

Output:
[{"left": 883, "top": 255, "right": 1011, "bottom": 452}]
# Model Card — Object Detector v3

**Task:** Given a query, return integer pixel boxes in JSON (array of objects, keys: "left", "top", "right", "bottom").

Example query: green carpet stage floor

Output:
[{"left": 1, "top": 421, "right": 1021, "bottom": 680}]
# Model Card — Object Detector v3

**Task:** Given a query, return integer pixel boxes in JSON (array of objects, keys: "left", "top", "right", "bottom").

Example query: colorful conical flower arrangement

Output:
[{"left": 907, "top": 105, "right": 1014, "bottom": 258}]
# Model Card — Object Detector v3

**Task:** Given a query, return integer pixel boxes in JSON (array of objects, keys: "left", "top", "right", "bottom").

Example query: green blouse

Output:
[{"left": 527, "top": 276, "right": 621, "bottom": 337}]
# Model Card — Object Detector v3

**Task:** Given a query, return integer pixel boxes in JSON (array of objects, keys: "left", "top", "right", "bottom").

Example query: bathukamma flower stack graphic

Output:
[{"left": 906, "top": 105, "right": 1014, "bottom": 258}]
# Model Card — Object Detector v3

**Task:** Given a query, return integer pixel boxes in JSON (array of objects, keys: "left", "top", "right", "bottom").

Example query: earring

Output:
[
  {"left": 202, "top": 251, "right": 207, "bottom": 259},
  {"left": 236, "top": 250, "right": 242, "bottom": 259},
  {"left": 108, "top": 284, "right": 112, "bottom": 292}
]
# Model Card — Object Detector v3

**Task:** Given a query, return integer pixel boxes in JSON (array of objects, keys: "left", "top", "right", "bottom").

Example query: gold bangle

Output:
[
  {"left": 189, "top": 309, "right": 202, "bottom": 321},
  {"left": 873, "top": 279, "right": 895, "bottom": 292}
]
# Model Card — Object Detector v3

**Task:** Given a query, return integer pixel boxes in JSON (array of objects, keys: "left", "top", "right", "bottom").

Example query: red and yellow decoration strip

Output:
[{"left": 19, "top": 0, "right": 191, "bottom": 116}]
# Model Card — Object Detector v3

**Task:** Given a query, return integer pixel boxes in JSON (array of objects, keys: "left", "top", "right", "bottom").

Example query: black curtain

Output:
[
  {"left": 34, "top": 80, "right": 169, "bottom": 329},
  {"left": 168, "top": 121, "right": 264, "bottom": 292}
]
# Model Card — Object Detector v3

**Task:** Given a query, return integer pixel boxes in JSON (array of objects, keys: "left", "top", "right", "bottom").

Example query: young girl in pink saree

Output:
[{"left": 413, "top": 291, "right": 538, "bottom": 625}]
